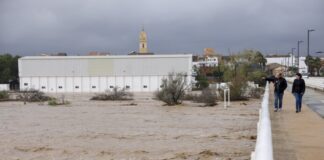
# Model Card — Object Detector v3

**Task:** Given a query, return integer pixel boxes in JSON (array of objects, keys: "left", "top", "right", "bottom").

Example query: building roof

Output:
[{"left": 20, "top": 54, "right": 192, "bottom": 60}]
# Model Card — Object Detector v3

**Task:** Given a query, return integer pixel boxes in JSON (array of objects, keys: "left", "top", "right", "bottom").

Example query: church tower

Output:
[{"left": 139, "top": 28, "right": 148, "bottom": 53}]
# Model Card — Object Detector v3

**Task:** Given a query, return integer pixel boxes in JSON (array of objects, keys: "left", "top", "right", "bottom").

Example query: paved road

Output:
[
  {"left": 287, "top": 83, "right": 324, "bottom": 118},
  {"left": 269, "top": 87, "right": 324, "bottom": 160}
]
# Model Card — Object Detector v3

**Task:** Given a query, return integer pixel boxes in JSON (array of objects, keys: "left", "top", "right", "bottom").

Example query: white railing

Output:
[{"left": 251, "top": 82, "right": 273, "bottom": 160}]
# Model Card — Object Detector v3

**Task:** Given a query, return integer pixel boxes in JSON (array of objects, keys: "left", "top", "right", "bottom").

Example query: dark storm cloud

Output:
[{"left": 1, "top": 0, "right": 323, "bottom": 56}]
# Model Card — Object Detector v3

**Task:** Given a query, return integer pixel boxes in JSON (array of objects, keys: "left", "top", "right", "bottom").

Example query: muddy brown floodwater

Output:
[{"left": 0, "top": 93, "right": 260, "bottom": 160}]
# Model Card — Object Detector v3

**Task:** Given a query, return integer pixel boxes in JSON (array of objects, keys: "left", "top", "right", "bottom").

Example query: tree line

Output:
[
  {"left": 0, "top": 54, "right": 20, "bottom": 84},
  {"left": 305, "top": 55, "right": 322, "bottom": 76}
]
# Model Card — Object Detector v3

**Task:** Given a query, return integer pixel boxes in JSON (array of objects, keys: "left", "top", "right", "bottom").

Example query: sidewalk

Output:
[{"left": 269, "top": 88, "right": 324, "bottom": 160}]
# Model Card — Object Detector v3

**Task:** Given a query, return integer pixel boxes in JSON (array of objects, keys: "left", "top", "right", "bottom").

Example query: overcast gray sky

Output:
[{"left": 1, "top": 0, "right": 323, "bottom": 56}]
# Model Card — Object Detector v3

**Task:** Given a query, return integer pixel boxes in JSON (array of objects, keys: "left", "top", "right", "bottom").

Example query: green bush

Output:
[
  {"left": 220, "top": 77, "right": 248, "bottom": 101},
  {"left": 0, "top": 91, "right": 9, "bottom": 100},
  {"left": 229, "top": 78, "right": 248, "bottom": 100},
  {"left": 247, "top": 70, "right": 267, "bottom": 87},
  {"left": 48, "top": 99, "right": 58, "bottom": 106},
  {"left": 195, "top": 75, "right": 209, "bottom": 89},
  {"left": 48, "top": 98, "right": 70, "bottom": 106}
]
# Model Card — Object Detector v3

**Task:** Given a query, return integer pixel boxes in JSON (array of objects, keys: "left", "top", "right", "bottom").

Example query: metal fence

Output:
[{"left": 251, "top": 82, "right": 273, "bottom": 160}]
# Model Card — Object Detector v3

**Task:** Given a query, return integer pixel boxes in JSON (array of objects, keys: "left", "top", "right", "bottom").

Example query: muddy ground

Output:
[{"left": 0, "top": 93, "right": 260, "bottom": 160}]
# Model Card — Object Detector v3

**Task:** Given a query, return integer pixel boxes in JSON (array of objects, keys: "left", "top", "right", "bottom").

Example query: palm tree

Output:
[{"left": 314, "top": 57, "right": 321, "bottom": 76}]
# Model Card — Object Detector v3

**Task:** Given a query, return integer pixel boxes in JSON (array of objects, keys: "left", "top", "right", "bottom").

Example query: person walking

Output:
[
  {"left": 292, "top": 73, "right": 306, "bottom": 113},
  {"left": 264, "top": 72, "right": 287, "bottom": 112}
]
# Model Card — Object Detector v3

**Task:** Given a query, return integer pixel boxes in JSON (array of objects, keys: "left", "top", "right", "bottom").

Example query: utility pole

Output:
[
  {"left": 297, "top": 40, "right": 304, "bottom": 71},
  {"left": 291, "top": 48, "right": 295, "bottom": 66},
  {"left": 307, "top": 29, "right": 315, "bottom": 74}
]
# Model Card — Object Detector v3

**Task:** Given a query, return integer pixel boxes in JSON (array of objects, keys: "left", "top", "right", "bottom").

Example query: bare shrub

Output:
[
  {"left": 91, "top": 87, "right": 133, "bottom": 101},
  {"left": 155, "top": 72, "right": 187, "bottom": 106},
  {"left": 183, "top": 93, "right": 196, "bottom": 101},
  {"left": 184, "top": 88, "right": 217, "bottom": 106},
  {"left": 199, "top": 88, "right": 217, "bottom": 106},
  {"left": 248, "top": 87, "right": 265, "bottom": 99},
  {"left": 17, "top": 89, "right": 51, "bottom": 104}
]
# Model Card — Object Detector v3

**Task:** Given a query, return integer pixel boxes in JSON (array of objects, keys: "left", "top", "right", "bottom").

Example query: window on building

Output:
[
  {"left": 126, "top": 85, "right": 130, "bottom": 89},
  {"left": 160, "top": 85, "right": 164, "bottom": 88},
  {"left": 143, "top": 85, "right": 147, "bottom": 88},
  {"left": 58, "top": 86, "right": 63, "bottom": 89},
  {"left": 92, "top": 86, "right": 96, "bottom": 89},
  {"left": 142, "top": 44, "right": 145, "bottom": 48},
  {"left": 24, "top": 83, "right": 28, "bottom": 86},
  {"left": 41, "top": 86, "right": 46, "bottom": 89},
  {"left": 109, "top": 86, "right": 114, "bottom": 88},
  {"left": 75, "top": 86, "right": 79, "bottom": 89}
]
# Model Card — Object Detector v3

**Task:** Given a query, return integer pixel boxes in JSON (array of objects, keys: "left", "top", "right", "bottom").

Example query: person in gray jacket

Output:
[{"left": 264, "top": 73, "right": 287, "bottom": 112}]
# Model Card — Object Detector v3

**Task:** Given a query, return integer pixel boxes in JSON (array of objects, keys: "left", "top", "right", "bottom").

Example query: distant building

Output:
[
  {"left": 266, "top": 54, "right": 308, "bottom": 73},
  {"left": 18, "top": 55, "right": 192, "bottom": 93},
  {"left": 192, "top": 49, "right": 219, "bottom": 79},
  {"left": 193, "top": 50, "right": 219, "bottom": 68}
]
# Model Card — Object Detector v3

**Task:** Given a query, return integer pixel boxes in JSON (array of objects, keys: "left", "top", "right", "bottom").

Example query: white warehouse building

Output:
[{"left": 19, "top": 55, "right": 192, "bottom": 93}]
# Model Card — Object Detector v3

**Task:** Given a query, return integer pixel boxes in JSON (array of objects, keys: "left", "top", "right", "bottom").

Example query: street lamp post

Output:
[
  {"left": 307, "top": 29, "right": 315, "bottom": 57},
  {"left": 307, "top": 29, "right": 315, "bottom": 74},
  {"left": 297, "top": 40, "right": 304, "bottom": 71}
]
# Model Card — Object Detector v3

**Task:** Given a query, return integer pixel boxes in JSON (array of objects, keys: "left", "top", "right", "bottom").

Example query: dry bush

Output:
[
  {"left": 199, "top": 88, "right": 217, "bottom": 106},
  {"left": 91, "top": 87, "right": 133, "bottom": 101},
  {"left": 155, "top": 72, "right": 187, "bottom": 106},
  {"left": 17, "top": 89, "right": 51, "bottom": 104},
  {"left": 185, "top": 88, "right": 217, "bottom": 106},
  {"left": 248, "top": 87, "right": 265, "bottom": 99}
]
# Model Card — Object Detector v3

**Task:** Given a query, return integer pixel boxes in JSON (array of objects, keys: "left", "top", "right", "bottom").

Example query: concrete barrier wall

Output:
[
  {"left": 286, "top": 77, "right": 324, "bottom": 91},
  {"left": 251, "top": 82, "right": 273, "bottom": 160}
]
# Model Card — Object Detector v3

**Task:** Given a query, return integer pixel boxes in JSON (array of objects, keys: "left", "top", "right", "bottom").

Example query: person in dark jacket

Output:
[
  {"left": 292, "top": 73, "right": 306, "bottom": 113},
  {"left": 264, "top": 73, "right": 287, "bottom": 112}
]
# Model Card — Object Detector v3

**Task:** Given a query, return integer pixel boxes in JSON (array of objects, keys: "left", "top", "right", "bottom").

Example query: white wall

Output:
[
  {"left": 298, "top": 57, "right": 308, "bottom": 73},
  {"left": 0, "top": 84, "right": 9, "bottom": 91},
  {"left": 19, "top": 55, "right": 192, "bottom": 77},
  {"left": 266, "top": 55, "right": 296, "bottom": 67},
  {"left": 19, "top": 55, "right": 192, "bottom": 93},
  {"left": 19, "top": 75, "right": 181, "bottom": 93}
]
